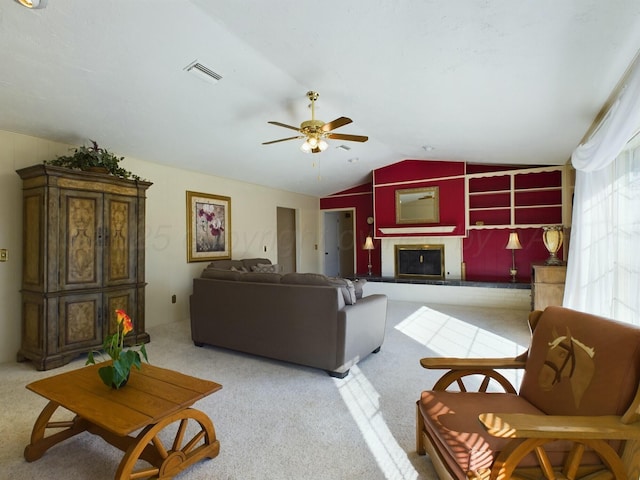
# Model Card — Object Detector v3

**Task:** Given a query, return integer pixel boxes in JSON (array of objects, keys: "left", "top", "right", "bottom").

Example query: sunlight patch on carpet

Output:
[
  {"left": 395, "top": 306, "right": 527, "bottom": 389},
  {"left": 334, "top": 365, "right": 419, "bottom": 480}
]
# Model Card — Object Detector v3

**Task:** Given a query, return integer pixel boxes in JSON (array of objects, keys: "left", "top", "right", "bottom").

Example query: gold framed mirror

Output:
[{"left": 395, "top": 186, "right": 439, "bottom": 224}]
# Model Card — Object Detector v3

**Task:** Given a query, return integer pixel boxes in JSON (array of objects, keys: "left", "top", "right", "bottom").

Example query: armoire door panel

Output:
[
  {"left": 104, "top": 288, "right": 136, "bottom": 336},
  {"left": 23, "top": 192, "right": 44, "bottom": 289},
  {"left": 58, "top": 293, "right": 102, "bottom": 351},
  {"left": 104, "top": 195, "right": 137, "bottom": 286},
  {"left": 59, "top": 190, "right": 103, "bottom": 290}
]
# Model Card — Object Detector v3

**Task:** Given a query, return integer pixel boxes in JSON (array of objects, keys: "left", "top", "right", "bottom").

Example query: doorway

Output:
[
  {"left": 277, "top": 207, "right": 296, "bottom": 273},
  {"left": 323, "top": 210, "right": 355, "bottom": 277}
]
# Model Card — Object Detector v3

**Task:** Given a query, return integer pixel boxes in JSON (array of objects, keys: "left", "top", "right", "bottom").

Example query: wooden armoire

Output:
[{"left": 16, "top": 165, "right": 152, "bottom": 370}]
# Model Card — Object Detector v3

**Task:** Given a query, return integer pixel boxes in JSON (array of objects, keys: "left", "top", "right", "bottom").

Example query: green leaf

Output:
[
  {"left": 98, "top": 365, "right": 114, "bottom": 387},
  {"left": 140, "top": 344, "right": 149, "bottom": 363}
]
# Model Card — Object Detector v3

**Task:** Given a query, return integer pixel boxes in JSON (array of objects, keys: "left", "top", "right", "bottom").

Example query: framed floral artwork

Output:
[{"left": 186, "top": 191, "right": 231, "bottom": 262}]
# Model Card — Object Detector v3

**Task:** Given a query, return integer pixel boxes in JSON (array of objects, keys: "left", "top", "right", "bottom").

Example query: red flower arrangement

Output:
[{"left": 86, "top": 309, "right": 148, "bottom": 389}]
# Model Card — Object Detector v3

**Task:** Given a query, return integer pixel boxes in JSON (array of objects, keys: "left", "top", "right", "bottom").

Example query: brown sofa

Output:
[
  {"left": 417, "top": 306, "right": 640, "bottom": 479},
  {"left": 189, "top": 259, "right": 387, "bottom": 377}
]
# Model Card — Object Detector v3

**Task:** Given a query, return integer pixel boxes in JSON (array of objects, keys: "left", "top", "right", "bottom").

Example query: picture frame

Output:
[
  {"left": 186, "top": 191, "right": 231, "bottom": 262},
  {"left": 395, "top": 186, "right": 440, "bottom": 224}
]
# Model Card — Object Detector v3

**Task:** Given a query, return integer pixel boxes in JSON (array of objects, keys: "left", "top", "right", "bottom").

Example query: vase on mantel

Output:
[{"left": 542, "top": 226, "right": 564, "bottom": 265}]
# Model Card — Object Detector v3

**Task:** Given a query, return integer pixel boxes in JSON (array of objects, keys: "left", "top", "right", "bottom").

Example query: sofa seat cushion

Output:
[{"left": 418, "top": 391, "right": 584, "bottom": 476}]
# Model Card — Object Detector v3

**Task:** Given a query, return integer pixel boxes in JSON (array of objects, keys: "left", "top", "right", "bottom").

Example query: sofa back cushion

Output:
[
  {"left": 242, "top": 258, "right": 271, "bottom": 270},
  {"left": 520, "top": 306, "right": 640, "bottom": 416},
  {"left": 206, "top": 259, "right": 245, "bottom": 271},
  {"left": 201, "top": 267, "right": 242, "bottom": 281},
  {"left": 240, "top": 272, "right": 282, "bottom": 283},
  {"left": 281, "top": 272, "right": 330, "bottom": 286}
]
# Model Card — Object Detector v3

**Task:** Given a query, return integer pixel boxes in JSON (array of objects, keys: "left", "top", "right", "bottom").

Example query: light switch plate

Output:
[{"left": 0, "top": 249, "right": 7, "bottom": 262}]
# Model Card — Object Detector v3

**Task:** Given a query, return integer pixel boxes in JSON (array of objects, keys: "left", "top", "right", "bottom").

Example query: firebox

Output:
[{"left": 395, "top": 244, "right": 445, "bottom": 279}]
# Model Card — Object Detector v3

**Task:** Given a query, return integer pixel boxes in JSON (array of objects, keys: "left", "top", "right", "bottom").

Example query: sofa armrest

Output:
[
  {"left": 479, "top": 413, "right": 640, "bottom": 440},
  {"left": 335, "top": 294, "right": 388, "bottom": 374}
]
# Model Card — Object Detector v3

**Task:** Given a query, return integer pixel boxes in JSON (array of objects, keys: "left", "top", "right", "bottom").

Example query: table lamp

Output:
[
  {"left": 505, "top": 231, "right": 522, "bottom": 282},
  {"left": 363, "top": 236, "right": 375, "bottom": 276},
  {"left": 542, "top": 225, "right": 564, "bottom": 265}
]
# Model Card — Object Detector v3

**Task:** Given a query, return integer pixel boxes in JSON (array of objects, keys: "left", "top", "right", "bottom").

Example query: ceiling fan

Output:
[{"left": 262, "top": 91, "right": 368, "bottom": 153}]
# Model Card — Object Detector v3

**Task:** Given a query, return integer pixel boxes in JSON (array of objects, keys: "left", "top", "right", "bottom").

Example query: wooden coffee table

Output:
[{"left": 24, "top": 362, "right": 222, "bottom": 479}]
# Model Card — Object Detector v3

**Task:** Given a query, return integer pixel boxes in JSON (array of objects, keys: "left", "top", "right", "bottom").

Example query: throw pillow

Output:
[
  {"left": 328, "top": 277, "right": 357, "bottom": 305},
  {"left": 251, "top": 263, "right": 278, "bottom": 273},
  {"left": 353, "top": 278, "right": 367, "bottom": 299}
]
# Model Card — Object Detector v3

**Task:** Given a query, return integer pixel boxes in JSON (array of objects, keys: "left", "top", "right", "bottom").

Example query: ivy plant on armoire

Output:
[{"left": 16, "top": 164, "right": 152, "bottom": 370}]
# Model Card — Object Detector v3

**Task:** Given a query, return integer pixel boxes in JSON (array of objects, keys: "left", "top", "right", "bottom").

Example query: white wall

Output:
[{"left": 0, "top": 130, "right": 321, "bottom": 364}]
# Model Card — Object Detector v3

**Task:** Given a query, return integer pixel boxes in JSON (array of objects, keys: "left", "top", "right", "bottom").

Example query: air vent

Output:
[{"left": 185, "top": 60, "right": 222, "bottom": 84}]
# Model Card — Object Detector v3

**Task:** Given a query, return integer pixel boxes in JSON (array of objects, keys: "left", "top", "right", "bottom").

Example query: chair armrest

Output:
[
  {"left": 421, "top": 358, "right": 525, "bottom": 393},
  {"left": 479, "top": 413, "right": 640, "bottom": 440},
  {"left": 420, "top": 357, "right": 526, "bottom": 370}
]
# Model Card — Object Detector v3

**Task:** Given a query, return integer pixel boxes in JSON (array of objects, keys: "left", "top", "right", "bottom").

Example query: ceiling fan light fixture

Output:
[
  {"left": 307, "top": 136, "right": 319, "bottom": 148},
  {"left": 264, "top": 90, "right": 368, "bottom": 153},
  {"left": 17, "top": 0, "right": 47, "bottom": 8}
]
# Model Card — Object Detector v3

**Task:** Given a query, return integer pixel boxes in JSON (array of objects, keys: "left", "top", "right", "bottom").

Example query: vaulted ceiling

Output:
[{"left": 1, "top": 1, "right": 639, "bottom": 196}]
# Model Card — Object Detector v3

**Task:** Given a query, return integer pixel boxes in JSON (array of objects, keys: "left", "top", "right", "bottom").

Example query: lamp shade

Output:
[
  {"left": 363, "top": 236, "right": 375, "bottom": 250},
  {"left": 505, "top": 231, "right": 522, "bottom": 250}
]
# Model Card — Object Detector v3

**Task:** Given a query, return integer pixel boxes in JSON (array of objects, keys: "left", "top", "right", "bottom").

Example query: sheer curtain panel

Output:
[{"left": 564, "top": 52, "right": 640, "bottom": 325}]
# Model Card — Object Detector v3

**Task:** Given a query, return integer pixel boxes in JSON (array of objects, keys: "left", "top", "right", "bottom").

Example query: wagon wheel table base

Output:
[{"left": 24, "top": 363, "right": 222, "bottom": 480}]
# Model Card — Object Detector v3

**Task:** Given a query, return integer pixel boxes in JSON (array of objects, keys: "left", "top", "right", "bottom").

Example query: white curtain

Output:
[{"left": 564, "top": 52, "right": 640, "bottom": 324}]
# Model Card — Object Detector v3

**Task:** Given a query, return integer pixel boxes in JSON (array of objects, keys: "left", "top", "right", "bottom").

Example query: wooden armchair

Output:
[{"left": 416, "top": 306, "right": 640, "bottom": 480}]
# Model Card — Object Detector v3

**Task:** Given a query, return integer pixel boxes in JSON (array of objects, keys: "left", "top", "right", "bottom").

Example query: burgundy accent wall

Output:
[
  {"left": 373, "top": 159, "right": 466, "bottom": 236},
  {"left": 321, "top": 160, "right": 564, "bottom": 282},
  {"left": 320, "top": 184, "right": 380, "bottom": 276},
  {"left": 375, "top": 159, "right": 465, "bottom": 183},
  {"left": 463, "top": 228, "right": 563, "bottom": 282}
]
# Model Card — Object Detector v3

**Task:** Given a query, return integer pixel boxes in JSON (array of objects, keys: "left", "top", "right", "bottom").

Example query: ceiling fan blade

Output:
[
  {"left": 268, "top": 121, "right": 301, "bottom": 132},
  {"left": 262, "top": 135, "right": 304, "bottom": 145},
  {"left": 322, "top": 116, "right": 352, "bottom": 132},
  {"left": 325, "top": 133, "right": 369, "bottom": 143}
]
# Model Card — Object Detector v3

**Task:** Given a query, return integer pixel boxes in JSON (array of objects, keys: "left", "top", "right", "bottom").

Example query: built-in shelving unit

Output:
[{"left": 466, "top": 165, "right": 566, "bottom": 230}]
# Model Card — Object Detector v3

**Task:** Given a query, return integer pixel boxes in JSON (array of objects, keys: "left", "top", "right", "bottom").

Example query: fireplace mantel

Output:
[{"left": 378, "top": 226, "right": 456, "bottom": 235}]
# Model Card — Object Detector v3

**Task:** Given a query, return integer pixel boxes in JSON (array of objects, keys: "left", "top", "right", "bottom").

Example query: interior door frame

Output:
[{"left": 322, "top": 208, "right": 356, "bottom": 277}]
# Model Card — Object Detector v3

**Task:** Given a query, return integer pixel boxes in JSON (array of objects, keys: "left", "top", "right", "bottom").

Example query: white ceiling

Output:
[{"left": 1, "top": 1, "right": 639, "bottom": 197}]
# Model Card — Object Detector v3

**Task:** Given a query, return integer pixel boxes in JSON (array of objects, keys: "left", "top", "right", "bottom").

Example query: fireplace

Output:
[{"left": 395, "top": 244, "right": 445, "bottom": 279}]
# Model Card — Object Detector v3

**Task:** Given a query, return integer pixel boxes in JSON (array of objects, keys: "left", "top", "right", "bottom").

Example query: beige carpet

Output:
[{"left": 0, "top": 300, "right": 531, "bottom": 480}]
